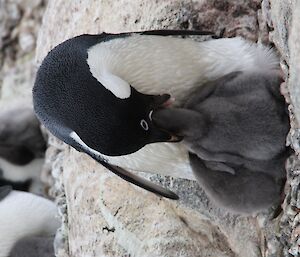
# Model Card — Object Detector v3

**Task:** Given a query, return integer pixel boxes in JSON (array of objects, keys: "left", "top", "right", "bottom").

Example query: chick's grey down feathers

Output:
[
  {"left": 153, "top": 71, "right": 289, "bottom": 213},
  {"left": 9, "top": 236, "right": 55, "bottom": 257},
  {"left": 153, "top": 71, "right": 289, "bottom": 178},
  {"left": 189, "top": 153, "right": 284, "bottom": 213}
]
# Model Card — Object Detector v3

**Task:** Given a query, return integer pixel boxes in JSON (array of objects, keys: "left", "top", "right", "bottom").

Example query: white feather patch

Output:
[
  {"left": 69, "top": 131, "right": 195, "bottom": 179},
  {"left": 70, "top": 131, "right": 102, "bottom": 157},
  {"left": 87, "top": 35, "right": 278, "bottom": 103},
  {"left": 0, "top": 191, "right": 60, "bottom": 257},
  {"left": 0, "top": 157, "right": 44, "bottom": 182},
  {"left": 87, "top": 47, "right": 131, "bottom": 99}
]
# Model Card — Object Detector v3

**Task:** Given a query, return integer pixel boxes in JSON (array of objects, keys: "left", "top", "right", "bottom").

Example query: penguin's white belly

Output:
[
  {"left": 0, "top": 157, "right": 45, "bottom": 194},
  {"left": 0, "top": 157, "right": 44, "bottom": 182},
  {"left": 87, "top": 35, "right": 279, "bottom": 178},
  {"left": 103, "top": 142, "right": 194, "bottom": 179}
]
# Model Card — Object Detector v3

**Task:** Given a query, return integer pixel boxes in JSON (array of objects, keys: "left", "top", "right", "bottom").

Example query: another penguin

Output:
[
  {"left": 9, "top": 236, "right": 55, "bottom": 257},
  {"left": 152, "top": 71, "right": 290, "bottom": 178},
  {"left": 188, "top": 153, "right": 284, "bottom": 214},
  {"left": 0, "top": 106, "right": 47, "bottom": 193},
  {"left": 33, "top": 30, "right": 279, "bottom": 198},
  {"left": 0, "top": 186, "right": 60, "bottom": 257}
]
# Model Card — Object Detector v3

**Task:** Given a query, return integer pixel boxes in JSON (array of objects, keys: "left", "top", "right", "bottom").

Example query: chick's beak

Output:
[
  {"left": 168, "top": 134, "right": 183, "bottom": 142},
  {"left": 151, "top": 101, "right": 183, "bottom": 143},
  {"left": 151, "top": 94, "right": 173, "bottom": 109}
]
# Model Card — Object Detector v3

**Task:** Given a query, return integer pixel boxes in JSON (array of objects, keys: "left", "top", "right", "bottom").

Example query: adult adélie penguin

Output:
[
  {"left": 0, "top": 105, "right": 47, "bottom": 193},
  {"left": 33, "top": 30, "right": 279, "bottom": 199}
]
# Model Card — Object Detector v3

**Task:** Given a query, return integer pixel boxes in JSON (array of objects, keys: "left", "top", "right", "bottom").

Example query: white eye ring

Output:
[
  {"left": 140, "top": 119, "right": 149, "bottom": 131},
  {"left": 149, "top": 110, "right": 153, "bottom": 121}
]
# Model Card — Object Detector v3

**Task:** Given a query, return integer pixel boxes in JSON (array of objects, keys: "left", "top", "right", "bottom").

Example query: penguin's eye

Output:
[
  {"left": 149, "top": 110, "right": 153, "bottom": 121},
  {"left": 140, "top": 119, "right": 149, "bottom": 131}
]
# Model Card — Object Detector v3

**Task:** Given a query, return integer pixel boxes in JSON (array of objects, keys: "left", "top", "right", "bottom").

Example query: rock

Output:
[
  {"left": 0, "top": 0, "right": 46, "bottom": 105},
  {"left": 261, "top": 0, "right": 300, "bottom": 256},
  {"left": 267, "top": 0, "right": 294, "bottom": 62},
  {"left": 18, "top": 30, "right": 35, "bottom": 53},
  {"left": 36, "top": 0, "right": 262, "bottom": 65},
  {"left": 0, "top": 0, "right": 45, "bottom": 70},
  {"left": 17, "top": 0, "right": 43, "bottom": 11},
  {"left": 289, "top": 1, "right": 300, "bottom": 127},
  {"left": 63, "top": 151, "right": 237, "bottom": 257},
  {"left": 0, "top": 56, "right": 35, "bottom": 106}
]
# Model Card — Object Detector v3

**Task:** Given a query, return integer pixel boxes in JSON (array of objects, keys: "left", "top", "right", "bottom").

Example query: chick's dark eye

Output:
[{"left": 140, "top": 119, "right": 149, "bottom": 131}]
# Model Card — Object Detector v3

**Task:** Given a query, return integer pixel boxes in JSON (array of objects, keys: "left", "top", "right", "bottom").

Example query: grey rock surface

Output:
[
  {"left": 262, "top": 0, "right": 300, "bottom": 256},
  {"left": 0, "top": 0, "right": 46, "bottom": 107}
]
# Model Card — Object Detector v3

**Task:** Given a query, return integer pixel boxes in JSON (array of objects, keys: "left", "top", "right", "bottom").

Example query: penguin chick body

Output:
[
  {"left": 33, "top": 30, "right": 278, "bottom": 198},
  {"left": 153, "top": 71, "right": 290, "bottom": 178},
  {"left": 9, "top": 236, "right": 55, "bottom": 257},
  {"left": 0, "top": 186, "right": 60, "bottom": 257},
  {"left": 189, "top": 153, "right": 284, "bottom": 214}
]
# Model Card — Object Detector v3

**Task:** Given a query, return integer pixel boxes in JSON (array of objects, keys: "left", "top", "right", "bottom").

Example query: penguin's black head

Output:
[
  {"left": 108, "top": 87, "right": 180, "bottom": 155},
  {"left": 136, "top": 90, "right": 172, "bottom": 137}
]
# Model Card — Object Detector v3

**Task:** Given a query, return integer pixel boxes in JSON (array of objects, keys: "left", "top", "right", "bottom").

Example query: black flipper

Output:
[
  {"left": 61, "top": 129, "right": 179, "bottom": 200},
  {"left": 138, "top": 29, "right": 216, "bottom": 37},
  {"left": 102, "top": 29, "right": 219, "bottom": 43},
  {"left": 0, "top": 185, "right": 12, "bottom": 200},
  {"left": 91, "top": 152, "right": 179, "bottom": 200}
]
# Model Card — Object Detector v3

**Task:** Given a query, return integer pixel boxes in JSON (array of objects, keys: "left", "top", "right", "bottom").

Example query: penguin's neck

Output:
[
  {"left": 87, "top": 35, "right": 211, "bottom": 102},
  {"left": 87, "top": 35, "right": 278, "bottom": 104}
]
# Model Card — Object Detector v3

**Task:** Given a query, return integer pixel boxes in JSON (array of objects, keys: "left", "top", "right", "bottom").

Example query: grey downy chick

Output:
[
  {"left": 188, "top": 153, "right": 284, "bottom": 214},
  {"left": 153, "top": 71, "right": 290, "bottom": 178},
  {"left": 9, "top": 236, "right": 55, "bottom": 257},
  {"left": 152, "top": 71, "right": 289, "bottom": 213}
]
